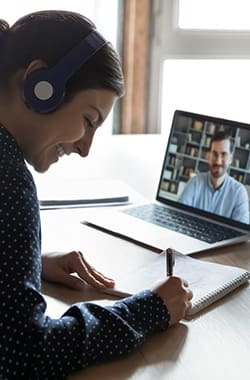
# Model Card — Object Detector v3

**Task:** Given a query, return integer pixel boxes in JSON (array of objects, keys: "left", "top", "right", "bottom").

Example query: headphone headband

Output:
[{"left": 23, "top": 30, "right": 107, "bottom": 113}]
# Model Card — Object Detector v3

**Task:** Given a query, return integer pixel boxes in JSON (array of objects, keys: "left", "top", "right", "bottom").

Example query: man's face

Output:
[{"left": 208, "top": 139, "right": 232, "bottom": 179}]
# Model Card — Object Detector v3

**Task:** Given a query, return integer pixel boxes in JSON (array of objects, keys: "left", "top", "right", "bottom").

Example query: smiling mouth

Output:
[{"left": 56, "top": 144, "right": 65, "bottom": 157}]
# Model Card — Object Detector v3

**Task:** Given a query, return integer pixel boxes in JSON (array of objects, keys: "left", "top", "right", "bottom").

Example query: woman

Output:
[{"left": 0, "top": 10, "right": 192, "bottom": 379}]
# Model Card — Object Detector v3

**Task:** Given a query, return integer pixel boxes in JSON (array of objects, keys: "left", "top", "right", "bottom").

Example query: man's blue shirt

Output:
[{"left": 179, "top": 172, "right": 249, "bottom": 224}]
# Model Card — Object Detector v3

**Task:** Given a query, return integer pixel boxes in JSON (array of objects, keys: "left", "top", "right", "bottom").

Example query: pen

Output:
[{"left": 166, "top": 248, "right": 175, "bottom": 276}]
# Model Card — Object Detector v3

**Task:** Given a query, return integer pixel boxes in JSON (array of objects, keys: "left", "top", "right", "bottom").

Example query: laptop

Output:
[{"left": 82, "top": 110, "right": 250, "bottom": 254}]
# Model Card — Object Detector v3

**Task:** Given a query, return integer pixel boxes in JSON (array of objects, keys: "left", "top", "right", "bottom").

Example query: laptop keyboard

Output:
[{"left": 122, "top": 203, "right": 244, "bottom": 244}]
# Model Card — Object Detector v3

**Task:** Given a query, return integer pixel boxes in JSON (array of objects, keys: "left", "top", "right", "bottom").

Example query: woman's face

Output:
[{"left": 24, "top": 88, "right": 116, "bottom": 172}]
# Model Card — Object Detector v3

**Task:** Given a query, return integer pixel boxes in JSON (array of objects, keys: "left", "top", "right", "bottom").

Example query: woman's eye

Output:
[{"left": 83, "top": 117, "right": 93, "bottom": 129}]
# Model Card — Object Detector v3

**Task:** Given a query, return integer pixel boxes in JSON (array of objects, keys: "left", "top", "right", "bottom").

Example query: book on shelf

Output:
[{"left": 101, "top": 249, "right": 250, "bottom": 318}]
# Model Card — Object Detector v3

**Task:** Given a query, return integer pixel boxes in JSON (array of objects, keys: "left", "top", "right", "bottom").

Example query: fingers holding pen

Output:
[
  {"left": 183, "top": 279, "right": 193, "bottom": 313},
  {"left": 163, "top": 248, "right": 193, "bottom": 321},
  {"left": 153, "top": 276, "right": 193, "bottom": 325}
]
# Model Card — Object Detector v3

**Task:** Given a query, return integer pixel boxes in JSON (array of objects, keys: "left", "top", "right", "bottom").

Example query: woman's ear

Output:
[{"left": 23, "top": 59, "right": 48, "bottom": 80}]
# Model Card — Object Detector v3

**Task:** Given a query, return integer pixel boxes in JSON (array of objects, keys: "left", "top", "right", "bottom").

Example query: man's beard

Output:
[{"left": 210, "top": 164, "right": 227, "bottom": 179}]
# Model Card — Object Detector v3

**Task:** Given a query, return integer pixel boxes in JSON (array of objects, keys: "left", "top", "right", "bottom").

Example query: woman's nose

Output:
[{"left": 75, "top": 134, "right": 94, "bottom": 157}]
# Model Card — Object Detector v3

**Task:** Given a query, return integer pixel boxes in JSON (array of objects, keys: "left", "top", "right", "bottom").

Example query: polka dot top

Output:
[{"left": 0, "top": 125, "right": 170, "bottom": 379}]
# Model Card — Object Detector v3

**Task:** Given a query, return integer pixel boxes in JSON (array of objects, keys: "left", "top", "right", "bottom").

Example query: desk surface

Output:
[{"left": 41, "top": 208, "right": 250, "bottom": 380}]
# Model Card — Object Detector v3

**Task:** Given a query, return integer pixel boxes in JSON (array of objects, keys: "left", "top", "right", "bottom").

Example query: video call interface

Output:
[{"left": 158, "top": 112, "right": 250, "bottom": 225}]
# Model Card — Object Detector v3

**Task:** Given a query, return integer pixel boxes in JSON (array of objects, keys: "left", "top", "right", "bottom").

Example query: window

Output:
[
  {"left": 148, "top": 0, "right": 250, "bottom": 137},
  {"left": 178, "top": 0, "right": 250, "bottom": 30},
  {"left": 161, "top": 59, "right": 250, "bottom": 136}
]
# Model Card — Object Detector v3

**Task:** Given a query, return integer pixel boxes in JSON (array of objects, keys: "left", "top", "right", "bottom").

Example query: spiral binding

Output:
[{"left": 188, "top": 272, "right": 250, "bottom": 316}]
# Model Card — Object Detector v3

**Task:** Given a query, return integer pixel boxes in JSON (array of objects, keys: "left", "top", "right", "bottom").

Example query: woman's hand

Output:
[
  {"left": 153, "top": 276, "right": 193, "bottom": 325},
  {"left": 41, "top": 251, "right": 115, "bottom": 290}
]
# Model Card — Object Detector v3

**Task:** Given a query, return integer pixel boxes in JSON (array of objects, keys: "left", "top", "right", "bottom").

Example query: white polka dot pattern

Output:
[{"left": 0, "top": 126, "right": 170, "bottom": 379}]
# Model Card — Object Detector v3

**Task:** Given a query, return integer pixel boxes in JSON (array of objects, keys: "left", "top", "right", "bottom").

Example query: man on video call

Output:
[{"left": 179, "top": 131, "right": 249, "bottom": 224}]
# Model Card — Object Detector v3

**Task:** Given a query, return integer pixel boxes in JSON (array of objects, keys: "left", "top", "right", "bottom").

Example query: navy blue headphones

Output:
[{"left": 23, "top": 30, "right": 107, "bottom": 114}]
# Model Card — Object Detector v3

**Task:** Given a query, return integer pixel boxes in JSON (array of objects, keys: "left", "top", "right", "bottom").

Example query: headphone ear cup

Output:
[
  {"left": 23, "top": 30, "right": 107, "bottom": 114},
  {"left": 23, "top": 68, "right": 65, "bottom": 113}
]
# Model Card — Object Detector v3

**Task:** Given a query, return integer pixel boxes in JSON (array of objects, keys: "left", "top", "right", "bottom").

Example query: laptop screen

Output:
[{"left": 157, "top": 110, "right": 250, "bottom": 227}]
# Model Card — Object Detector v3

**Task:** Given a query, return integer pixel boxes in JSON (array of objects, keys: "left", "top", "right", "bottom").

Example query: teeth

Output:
[{"left": 56, "top": 145, "right": 65, "bottom": 157}]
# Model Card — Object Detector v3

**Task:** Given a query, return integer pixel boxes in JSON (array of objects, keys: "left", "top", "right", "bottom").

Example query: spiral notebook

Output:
[{"left": 102, "top": 250, "right": 250, "bottom": 317}]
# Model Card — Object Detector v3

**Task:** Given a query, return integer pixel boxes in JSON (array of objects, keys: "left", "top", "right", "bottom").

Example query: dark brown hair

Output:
[
  {"left": 0, "top": 10, "right": 124, "bottom": 99},
  {"left": 210, "top": 131, "right": 233, "bottom": 152}
]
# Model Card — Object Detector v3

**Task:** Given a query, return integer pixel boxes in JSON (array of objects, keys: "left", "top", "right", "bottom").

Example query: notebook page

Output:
[{"left": 102, "top": 250, "right": 250, "bottom": 316}]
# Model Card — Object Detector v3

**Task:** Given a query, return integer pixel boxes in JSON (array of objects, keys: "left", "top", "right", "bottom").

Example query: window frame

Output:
[{"left": 147, "top": 0, "right": 250, "bottom": 133}]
